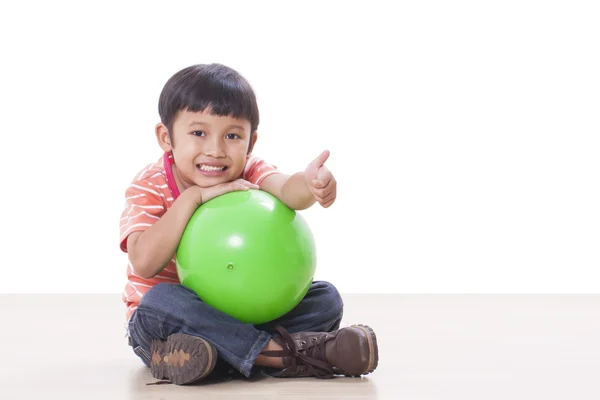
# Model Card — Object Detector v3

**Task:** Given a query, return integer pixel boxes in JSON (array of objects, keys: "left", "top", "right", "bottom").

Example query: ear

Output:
[
  {"left": 156, "top": 123, "right": 172, "bottom": 152},
  {"left": 247, "top": 131, "right": 258, "bottom": 155}
]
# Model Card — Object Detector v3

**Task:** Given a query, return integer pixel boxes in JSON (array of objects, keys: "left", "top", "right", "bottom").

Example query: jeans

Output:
[{"left": 127, "top": 281, "right": 344, "bottom": 378}]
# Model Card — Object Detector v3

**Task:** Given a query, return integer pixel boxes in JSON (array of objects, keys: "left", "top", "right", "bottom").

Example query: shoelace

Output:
[
  {"left": 265, "top": 325, "right": 336, "bottom": 379},
  {"left": 146, "top": 380, "right": 171, "bottom": 385}
]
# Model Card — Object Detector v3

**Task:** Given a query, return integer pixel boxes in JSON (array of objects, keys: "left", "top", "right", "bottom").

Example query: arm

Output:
[
  {"left": 126, "top": 187, "right": 201, "bottom": 279},
  {"left": 260, "top": 172, "right": 316, "bottom": 210},
  {"left": 127, "top": 179, "right": 259, "bottom": 279},
  {"left": 260, "top": 150, "right": 337, "bottom": 210}
]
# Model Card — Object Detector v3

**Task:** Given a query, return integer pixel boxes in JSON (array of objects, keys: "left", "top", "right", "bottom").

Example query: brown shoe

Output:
[
  {"left": 264, "top": 324, "right": 379, "bottom": 378},
  {"left": 149, "top": 333, "right": 217, "bottom": 385}
]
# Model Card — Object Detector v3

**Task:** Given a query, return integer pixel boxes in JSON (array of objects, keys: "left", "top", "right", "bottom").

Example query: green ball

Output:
[{"left": 176, "top": 189, "right": 316, "bottom": 324}]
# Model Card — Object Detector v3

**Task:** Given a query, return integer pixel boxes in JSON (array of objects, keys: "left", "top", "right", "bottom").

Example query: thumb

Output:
[{"left": 306, "top": 150, "right": 330, "bottom": 175}]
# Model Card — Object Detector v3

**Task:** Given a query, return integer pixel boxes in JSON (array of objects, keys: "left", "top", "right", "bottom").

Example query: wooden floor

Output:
[{"left": 1, "top": 293, "right": 599, "bottom": 399}]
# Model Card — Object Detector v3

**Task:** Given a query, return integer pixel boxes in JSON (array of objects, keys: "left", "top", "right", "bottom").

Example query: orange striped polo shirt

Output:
[{"left": 119, "top": 152, "right": 279, "bottom": 320}]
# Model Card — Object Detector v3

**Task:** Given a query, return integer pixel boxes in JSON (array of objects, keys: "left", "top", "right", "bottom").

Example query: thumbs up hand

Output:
[{"left": 305, "top": 150, "right": 337, "bottom": 208}]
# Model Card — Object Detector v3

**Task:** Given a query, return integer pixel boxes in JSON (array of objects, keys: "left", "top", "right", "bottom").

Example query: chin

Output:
[{"left": 194, "top": 176, "right": 233, "bottom": 188}]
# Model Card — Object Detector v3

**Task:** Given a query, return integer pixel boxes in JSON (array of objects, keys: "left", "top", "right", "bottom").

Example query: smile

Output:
[{"left": 197, "top": 164, "right": 228, "bottom": 172}]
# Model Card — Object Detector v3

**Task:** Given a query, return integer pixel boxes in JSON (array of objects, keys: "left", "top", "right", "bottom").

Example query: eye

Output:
[
  {"left": 226, "top": 133, "right": 241, "bottom": 139},
  {"left": 192, "top": 131, "right": 206, "bottom": 137}
]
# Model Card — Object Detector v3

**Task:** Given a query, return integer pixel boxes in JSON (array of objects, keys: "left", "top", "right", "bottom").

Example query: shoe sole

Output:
[
  {"left": 346, "top": 324, "right": 379, "bottom": 377},
  {"left": 150, "top": 333, "right": 217, "bottom": 385}
]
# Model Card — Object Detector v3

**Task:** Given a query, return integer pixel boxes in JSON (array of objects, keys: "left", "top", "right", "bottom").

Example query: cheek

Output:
[
  {"left": 228, "top": 149, "right": 250, "bottom": 171},
  {"left": 173, "top": 146, "right": 197, "bottom": 167},
  {"left": 229, "top": 142, "right": 250, "bottom": 158}
]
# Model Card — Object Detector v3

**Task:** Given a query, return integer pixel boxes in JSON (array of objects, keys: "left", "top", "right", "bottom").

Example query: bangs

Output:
[
  {"left": 183, "top": 76, "right": 258, "bottom": 125},
  {"left": 159, "top": 64, "right": 260, "bottom": 133}
]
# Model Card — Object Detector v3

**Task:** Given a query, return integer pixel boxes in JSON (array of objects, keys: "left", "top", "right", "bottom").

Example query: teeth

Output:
[{"left": 199, "top": 164, "right": 225, "bottom": 172}]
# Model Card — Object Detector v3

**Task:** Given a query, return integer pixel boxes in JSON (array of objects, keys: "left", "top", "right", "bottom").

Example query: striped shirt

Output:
[{"left": 119, "top": 152, "right": 279, "bottom": 320}]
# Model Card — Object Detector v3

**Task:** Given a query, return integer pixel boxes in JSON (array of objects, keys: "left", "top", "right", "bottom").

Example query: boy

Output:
[{"left": 120, "top": 63, "right": 378, "bottom": 384}]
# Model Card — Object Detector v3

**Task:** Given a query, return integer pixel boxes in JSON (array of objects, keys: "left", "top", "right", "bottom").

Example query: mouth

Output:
[{"left": 197, "top": 163, "right": 228, "bottom": 173}]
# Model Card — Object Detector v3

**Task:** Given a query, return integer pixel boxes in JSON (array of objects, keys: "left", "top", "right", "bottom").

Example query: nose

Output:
[{"left": 203, "top": 135, "right": 226, "bottom": 158}]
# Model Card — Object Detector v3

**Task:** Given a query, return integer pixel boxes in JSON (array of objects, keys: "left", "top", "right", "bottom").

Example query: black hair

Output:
[{"left": 158, "top": 63, "right": 260, "bottom": 143}]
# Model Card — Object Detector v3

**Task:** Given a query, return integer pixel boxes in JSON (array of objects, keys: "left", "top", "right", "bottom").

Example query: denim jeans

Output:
[{"left": 127, "top": 281, "right": 344, "bottom": 378}]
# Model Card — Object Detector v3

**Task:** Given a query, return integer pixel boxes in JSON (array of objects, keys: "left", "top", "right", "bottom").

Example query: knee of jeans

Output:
[{"left": 319, "top": 281, "right": 344, "bottom": 320}]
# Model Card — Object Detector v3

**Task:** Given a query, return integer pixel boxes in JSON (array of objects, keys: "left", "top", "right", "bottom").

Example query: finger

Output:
[
  {"left": 311, "top": 179, "right": 326, "bottom": 189},
  {"left": 313, "top": 169, "right": 332, "bottom": 188},
  {"left": 306, "top": 150, "right": 330, "bottom": 175},
  {"left": 314, "top": 195, "right": 335, "bottom": 208},
  {"left": 318, "top": 192, "right": 336, "bottom": 207},
  {"left": 311, "top": 175, "right": 329, "bottom": 189},
  {"left": 311, "top": 186, "right": 330, "bottom": 199},
  {"left": 311, "top": 177, "right": 335, "bottom": 196},
  {"left": 231, "top": 182, "right": 253, "bottom": 191},
  {"left": 321, "top": 194, "right": 336, "bottom": 208},
  {"left": 314, "top": 187, "right": 335, "bottom": 203},
  {"left": 321, "top": 198, "right": 335, "bottom": 208},
  {"left": 236, "top": 179, "right": 259, "bottom": 189},
  {"left": 317, "top": 165, "right": 333, "bottom": 184}
]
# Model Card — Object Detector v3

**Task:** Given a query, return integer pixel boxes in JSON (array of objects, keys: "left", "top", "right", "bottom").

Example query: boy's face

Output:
[{"left": 156, "top": 108, "right": 257, "bottom": 191}]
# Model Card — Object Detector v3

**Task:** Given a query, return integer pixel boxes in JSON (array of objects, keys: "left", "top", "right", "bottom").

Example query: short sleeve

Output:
[
  {"left": 243, "top": 156, "right": 280, "bottom": 185},
  {"left": 119, "top": 179, "right": 167, "bottom": 252}
]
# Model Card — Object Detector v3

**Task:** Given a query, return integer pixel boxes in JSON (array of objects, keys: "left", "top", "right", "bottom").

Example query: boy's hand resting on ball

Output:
[
  {"left": 187, "top": 179, "right": 259, "bottom": 207},
  {"left": 305, "top": 150, "right": 337, "bottom": 208}
]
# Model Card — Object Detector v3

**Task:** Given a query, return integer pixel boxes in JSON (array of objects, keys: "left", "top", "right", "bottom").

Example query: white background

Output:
[{"left": 0, "top": 1, "right": 598, "bottom": 294}]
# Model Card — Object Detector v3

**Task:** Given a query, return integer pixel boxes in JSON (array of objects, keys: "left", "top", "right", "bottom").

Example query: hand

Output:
[
  {"left": 305, "top": 150, "right": 337, "bottom": 208},
  {"left": 189, "top": 179, "right": 259, "bottom": 206}
]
